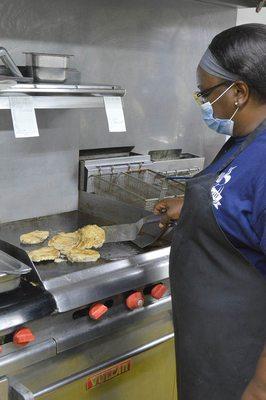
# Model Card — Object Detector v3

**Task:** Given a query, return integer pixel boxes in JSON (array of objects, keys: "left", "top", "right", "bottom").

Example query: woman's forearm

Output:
[
  {"left": 241, "top": 345, "right": 266, "bottom": 399},
  {"left": 253, "top": 344, "right": 266, "bottom": 389}
]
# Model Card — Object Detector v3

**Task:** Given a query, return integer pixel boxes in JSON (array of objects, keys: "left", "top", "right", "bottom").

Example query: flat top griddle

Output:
[
  {"left": 0, "top": 210, "right": 147, "bottom": 282},
  {"left": 0, "top": 194, "right": 172, "bottom": 315},
  {"left": 0, "top": 192, "right": 169, "bottom": 300}
]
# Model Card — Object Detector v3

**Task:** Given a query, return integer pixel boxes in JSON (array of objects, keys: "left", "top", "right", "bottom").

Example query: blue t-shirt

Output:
[{"left": 203, "top": 127, "right": 266, "bottom": 275}]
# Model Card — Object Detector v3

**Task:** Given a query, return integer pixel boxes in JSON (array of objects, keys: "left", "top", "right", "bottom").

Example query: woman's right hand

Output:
[{"left": 153, "top": 197, "right": 184, "bottom": 228}]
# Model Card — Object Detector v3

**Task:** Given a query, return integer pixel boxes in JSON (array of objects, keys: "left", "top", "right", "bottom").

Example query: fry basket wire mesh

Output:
[{"left": 91, "top": 170, "right": 185, "bottom": 211}]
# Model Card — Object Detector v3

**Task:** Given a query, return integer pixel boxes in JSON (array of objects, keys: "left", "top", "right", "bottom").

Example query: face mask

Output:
[{"left": 201, "top": 82, "right": 239, "bottom": 135}]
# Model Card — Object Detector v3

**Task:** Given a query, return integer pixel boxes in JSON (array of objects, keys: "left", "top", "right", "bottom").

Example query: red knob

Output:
[
  {"left": 88, "top": 303, "right": 108, "bottom": 320},
  {"left": 151, "top": 284, "right": 167, "bottom": 300},
  {"left": 126, "top": 292, "right": 144, "bottom": 310},
  {"left": 13, "top": 328, "right": 35, "bottom": 346}
]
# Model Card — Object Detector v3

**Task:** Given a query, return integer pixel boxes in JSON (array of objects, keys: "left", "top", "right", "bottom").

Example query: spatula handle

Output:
[{"left": 143, "top": 214, "right": 163, "bottom": 225}]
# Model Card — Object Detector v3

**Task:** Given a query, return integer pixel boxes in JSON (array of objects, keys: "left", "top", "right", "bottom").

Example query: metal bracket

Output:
[
  {"left": 9, "top": 378, "right": 34, "bottom": 400},
  {"left": 0, "top": 376, "right": 8, "bottom": 400}
]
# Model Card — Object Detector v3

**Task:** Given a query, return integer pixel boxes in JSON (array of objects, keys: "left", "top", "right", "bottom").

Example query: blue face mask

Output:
[{"left": 200, "top": 83, "right": 239, "bottom": 136}]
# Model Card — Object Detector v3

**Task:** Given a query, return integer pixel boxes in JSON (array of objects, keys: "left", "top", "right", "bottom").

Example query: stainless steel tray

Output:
[
  {"left": 24, "top": 52, "right": 72, "bottom": 69},
  {"left": 25, "top": 66, "right": 81, "bottom": 84},
  {"left": 0, "top": 239, "right": 32, "bottom": 293}
]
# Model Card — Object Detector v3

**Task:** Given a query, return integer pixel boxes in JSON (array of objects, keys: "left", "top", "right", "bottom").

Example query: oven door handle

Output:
[{"left": 8, "top": 332, "right": 174, "bottom": 399}]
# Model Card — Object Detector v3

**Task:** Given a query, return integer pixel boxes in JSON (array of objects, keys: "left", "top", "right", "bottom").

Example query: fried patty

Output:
[
  {"left": 20, "top": 230, "right": 49, "bottom": 245},
  {"left": 66, "top": 247, "right": 100, "bottom": 263},
  {"left": 48, "top": 231, "right": 80, "bottom": 255},
  {"left": 28, "top": 247, "right": 60, "bottom": 262},
  {"left": 77, "top": 225, "right": 105, "bottom": 249}
]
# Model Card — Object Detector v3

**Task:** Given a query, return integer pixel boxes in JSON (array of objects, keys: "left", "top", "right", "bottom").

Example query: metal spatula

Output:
[{"left": 101, "top": 214, "right": 165, "bottom": 248}]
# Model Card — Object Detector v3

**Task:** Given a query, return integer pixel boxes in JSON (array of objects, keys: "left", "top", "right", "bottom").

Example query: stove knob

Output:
[
  {"left": 13, "top": 328, "right": 35, "bottom": 346},
  {"left": 151, "top": 284, "right": 167, "bottom": 300},
  {"left": 126, "top": 292, "right": 144, "bottom": 310},
  {"left": 88, "top": 303, "right": 108, "bottom": 320}
]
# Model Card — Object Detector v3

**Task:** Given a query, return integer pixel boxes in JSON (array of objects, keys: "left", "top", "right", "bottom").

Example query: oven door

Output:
[{"left": 8, "top": 310, "right": 177, "bottom": 400}]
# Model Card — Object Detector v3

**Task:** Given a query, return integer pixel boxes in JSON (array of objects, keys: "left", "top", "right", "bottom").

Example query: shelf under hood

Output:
[{"left": 0, "top": 83, "right": 125, "bottom": 110}]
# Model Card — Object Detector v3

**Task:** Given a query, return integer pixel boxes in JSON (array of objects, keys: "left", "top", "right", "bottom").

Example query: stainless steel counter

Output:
[{"left": 0, "top": 193, "right": 171, "bottom": 313}]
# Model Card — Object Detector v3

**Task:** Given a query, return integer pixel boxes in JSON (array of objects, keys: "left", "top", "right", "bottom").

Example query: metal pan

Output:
[
  {"left": 0, "top": 239, "right": 32, "bottom": 293},
  {"left": 24, "top": 52, "right": 73, "bottom": 69},
  {"left": 26, "top": 66, "right": 80, "bottom": 84},
  {"left": 148, "top": 149, "right": 182, "bottom": 161}
]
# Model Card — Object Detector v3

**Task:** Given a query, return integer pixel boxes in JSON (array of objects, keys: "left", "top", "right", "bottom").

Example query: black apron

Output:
[{"left": 170, "top": 122, "right": 266, "bottom": 400}]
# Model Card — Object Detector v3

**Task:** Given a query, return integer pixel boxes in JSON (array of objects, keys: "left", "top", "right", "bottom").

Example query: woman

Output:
[{"left": 155, "top": 24, "right": 266, "bottom": 400}]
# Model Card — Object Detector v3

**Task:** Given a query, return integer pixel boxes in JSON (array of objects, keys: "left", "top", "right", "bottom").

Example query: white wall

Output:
[{"left": 237, "top": 7, "right": 266, "bottom": 24}]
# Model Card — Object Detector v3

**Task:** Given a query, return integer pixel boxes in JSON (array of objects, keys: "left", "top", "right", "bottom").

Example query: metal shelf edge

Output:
[{"left": 0, "top": 96, "right": 105, "bottom": 109}]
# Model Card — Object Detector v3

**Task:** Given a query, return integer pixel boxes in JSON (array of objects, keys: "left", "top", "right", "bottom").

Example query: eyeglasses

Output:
[{"left": 193, "top": 81, "right": 232, "bottom": 105}]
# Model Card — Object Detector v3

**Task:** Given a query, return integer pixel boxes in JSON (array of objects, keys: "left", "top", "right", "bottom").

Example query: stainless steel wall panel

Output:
[
  {"left": 0, "top": 0, "right": 236, "bottom": 222},
  {"left": 0, "top": 110, "right": 79, "bottom": 223}
]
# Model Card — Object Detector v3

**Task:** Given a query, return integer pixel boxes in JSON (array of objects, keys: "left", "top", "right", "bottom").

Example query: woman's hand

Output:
[
  {"left": 241, "top": 378, "right": 266, "bottom": 400},
  {"left": 153, "top": 197, "right": 184, "bottom": 228}
]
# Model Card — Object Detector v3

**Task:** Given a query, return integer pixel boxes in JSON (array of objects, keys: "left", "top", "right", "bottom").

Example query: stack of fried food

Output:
[{"left": 20, "top": 225, "right": 105, "bottom": 263}]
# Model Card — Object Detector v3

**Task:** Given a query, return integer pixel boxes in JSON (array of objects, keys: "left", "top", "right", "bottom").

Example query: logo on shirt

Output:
[{"left": 211, "top": 166, "right": 237, "bottom": 209}]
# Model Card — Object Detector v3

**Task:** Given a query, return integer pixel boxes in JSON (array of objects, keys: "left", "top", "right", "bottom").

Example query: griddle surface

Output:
[{"left": 0, "top": 210, "right": 144, "bottom": 281}]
